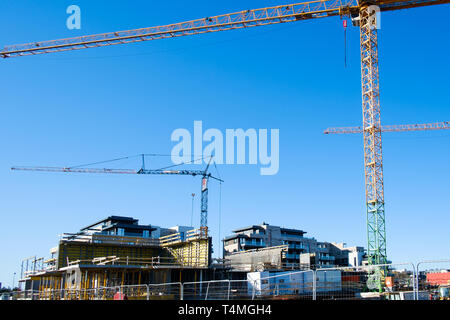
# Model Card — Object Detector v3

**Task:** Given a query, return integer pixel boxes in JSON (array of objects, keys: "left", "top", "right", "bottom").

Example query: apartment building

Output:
[{"left": 223, "top": 222, "right": 366, "bottom": 268}]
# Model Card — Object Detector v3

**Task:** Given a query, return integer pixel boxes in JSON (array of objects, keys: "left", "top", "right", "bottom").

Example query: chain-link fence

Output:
[{"left": 8, "top": 261, "right": 450, "bottom": 300}]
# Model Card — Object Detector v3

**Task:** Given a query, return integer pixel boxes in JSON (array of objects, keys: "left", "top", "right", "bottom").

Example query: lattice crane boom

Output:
[
  {"left": 1, "top": 0, "right": 448, "bottom": 58},
  {"left": 10, "top": 166, "right": 199, "bottom": 175},
  {"left": 324, "top": 121, "right": 450, "bottom": 134},
  {"left": 11, "top": 163, "right": 223, "bottom": 229}
]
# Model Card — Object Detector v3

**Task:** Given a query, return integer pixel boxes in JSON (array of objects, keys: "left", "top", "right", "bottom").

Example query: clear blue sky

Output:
[{"left": 0, "top": 1, "right": 449, "bottom": 287}]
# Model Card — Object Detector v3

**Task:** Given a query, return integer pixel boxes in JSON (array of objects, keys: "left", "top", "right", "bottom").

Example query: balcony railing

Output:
[
  {"left": 285, "top": 253, "right": 300, "bottom": 260},
  {"left": 242, "top": 241, "right": 265, "bottom": 247},
  {"left": 287, "top": 243, "right": 305, "bottom": 250},
  {"left": 319, "top": 255, "right": 335, "bottom": 261}
]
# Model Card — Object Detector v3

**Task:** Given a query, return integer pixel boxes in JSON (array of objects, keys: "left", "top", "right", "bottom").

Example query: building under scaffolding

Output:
[{"left": 20, "top": 216, "right": 217, "bottom": 299}]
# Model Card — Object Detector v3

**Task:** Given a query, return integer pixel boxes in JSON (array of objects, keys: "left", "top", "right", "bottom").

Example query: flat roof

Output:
[
  {"left": 81, "top": 216, "right": 139, "bottom": 231},
  {"left": 232, "top": 225, "right": 265, "bottom": 233},
  {"left": 223, "top": 234, "right": 247, "bottom": 241},
  {"left": 280, "top": 227, "right": 306, "bottom": 235},
  {"left": 231, "top": 223, "right": 307, "bottom": 235},
  {"left": 102, "top": 223, "right": 156, "bottom": 232}
]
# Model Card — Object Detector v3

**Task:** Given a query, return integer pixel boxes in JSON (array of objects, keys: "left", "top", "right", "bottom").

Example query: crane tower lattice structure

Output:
[{"left": 359, "top": 4, "right": 386, "bottom": 266}]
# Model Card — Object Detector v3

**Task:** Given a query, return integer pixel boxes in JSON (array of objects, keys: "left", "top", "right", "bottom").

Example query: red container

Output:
[{"left": 426, "top": 272, "right": 450, "bottom": 286}]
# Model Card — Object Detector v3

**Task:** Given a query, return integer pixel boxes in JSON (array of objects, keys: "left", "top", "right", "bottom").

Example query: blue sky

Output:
[{"left": 0, "top": 1, "right": 449, "bottom": 287}]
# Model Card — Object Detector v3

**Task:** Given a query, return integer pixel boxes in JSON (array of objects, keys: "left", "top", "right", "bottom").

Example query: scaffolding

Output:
[{"left": 20, "top": 227, "right": 212, "bottom": 298}]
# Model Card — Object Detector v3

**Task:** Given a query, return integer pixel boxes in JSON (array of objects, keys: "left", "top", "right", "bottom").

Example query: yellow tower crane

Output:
[{"left": 3, "top": 0, "right": 450, "bottom": 270}]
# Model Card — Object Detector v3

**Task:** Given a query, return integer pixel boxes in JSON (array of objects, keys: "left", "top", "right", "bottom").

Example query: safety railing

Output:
[
  {"left": 159, "top": 227, "right": 208, "bottom": 246},
  {"left": 60, "top": 227, "right": 207, "bottom": 248},
  {"left": 60, "top": 233, "right": 160, "bottom": 246}
]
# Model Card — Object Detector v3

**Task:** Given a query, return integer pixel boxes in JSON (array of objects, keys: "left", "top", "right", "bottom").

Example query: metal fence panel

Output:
[
  {"left": 416, "top": 260, "right": 450, "bottom": 300},
  {"left": 228, "top": 280, "right": 253, "bottom": 300},
  {"left": 249, "top": 270, "right": 315, "bottom": 300},
  {"left": 182, "top": 281, "right": 209, "bottom": 300},
  {"left": 315, "top": 263, "right": 416, "bottom": 300},
  {"left": 204, "top": 280, "right": 230, "bottom": 300},
  {"left": 148, "top": 282, "right": 183, "bottom": 300}
]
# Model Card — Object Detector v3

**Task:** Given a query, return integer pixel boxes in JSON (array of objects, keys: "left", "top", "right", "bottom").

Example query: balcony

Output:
[
  {"left": 287, "top": 243, "right": 305, "bottom": 250},
  {"left": 285, "top": 253, "right": 300, "bottom": 260},
  {"left": 242, "top": 241, "right": 265, "bottom": 247},
  {"left": 319, "top": 255, "right": 335, "bottom": 261},
  {"left": 281, "top": 234, "right": 304, "bottom": 241}
]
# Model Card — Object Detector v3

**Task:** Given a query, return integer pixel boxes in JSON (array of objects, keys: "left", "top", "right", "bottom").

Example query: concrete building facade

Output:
[{"left": 223, "top": 223, "right": 366, "bottom": 269}]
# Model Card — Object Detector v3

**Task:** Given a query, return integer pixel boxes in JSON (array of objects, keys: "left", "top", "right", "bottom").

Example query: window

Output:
[
  {"left": 117, "top": 228, "right": 125, "bottom": 236},
  {"left": 143, "top": 230, "right": 150, "bottom": 238}
]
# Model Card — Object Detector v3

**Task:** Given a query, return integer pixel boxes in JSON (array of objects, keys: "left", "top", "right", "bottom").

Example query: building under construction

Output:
[{"left": 19, "top": 216, "right": 222, "bottom": 299}]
